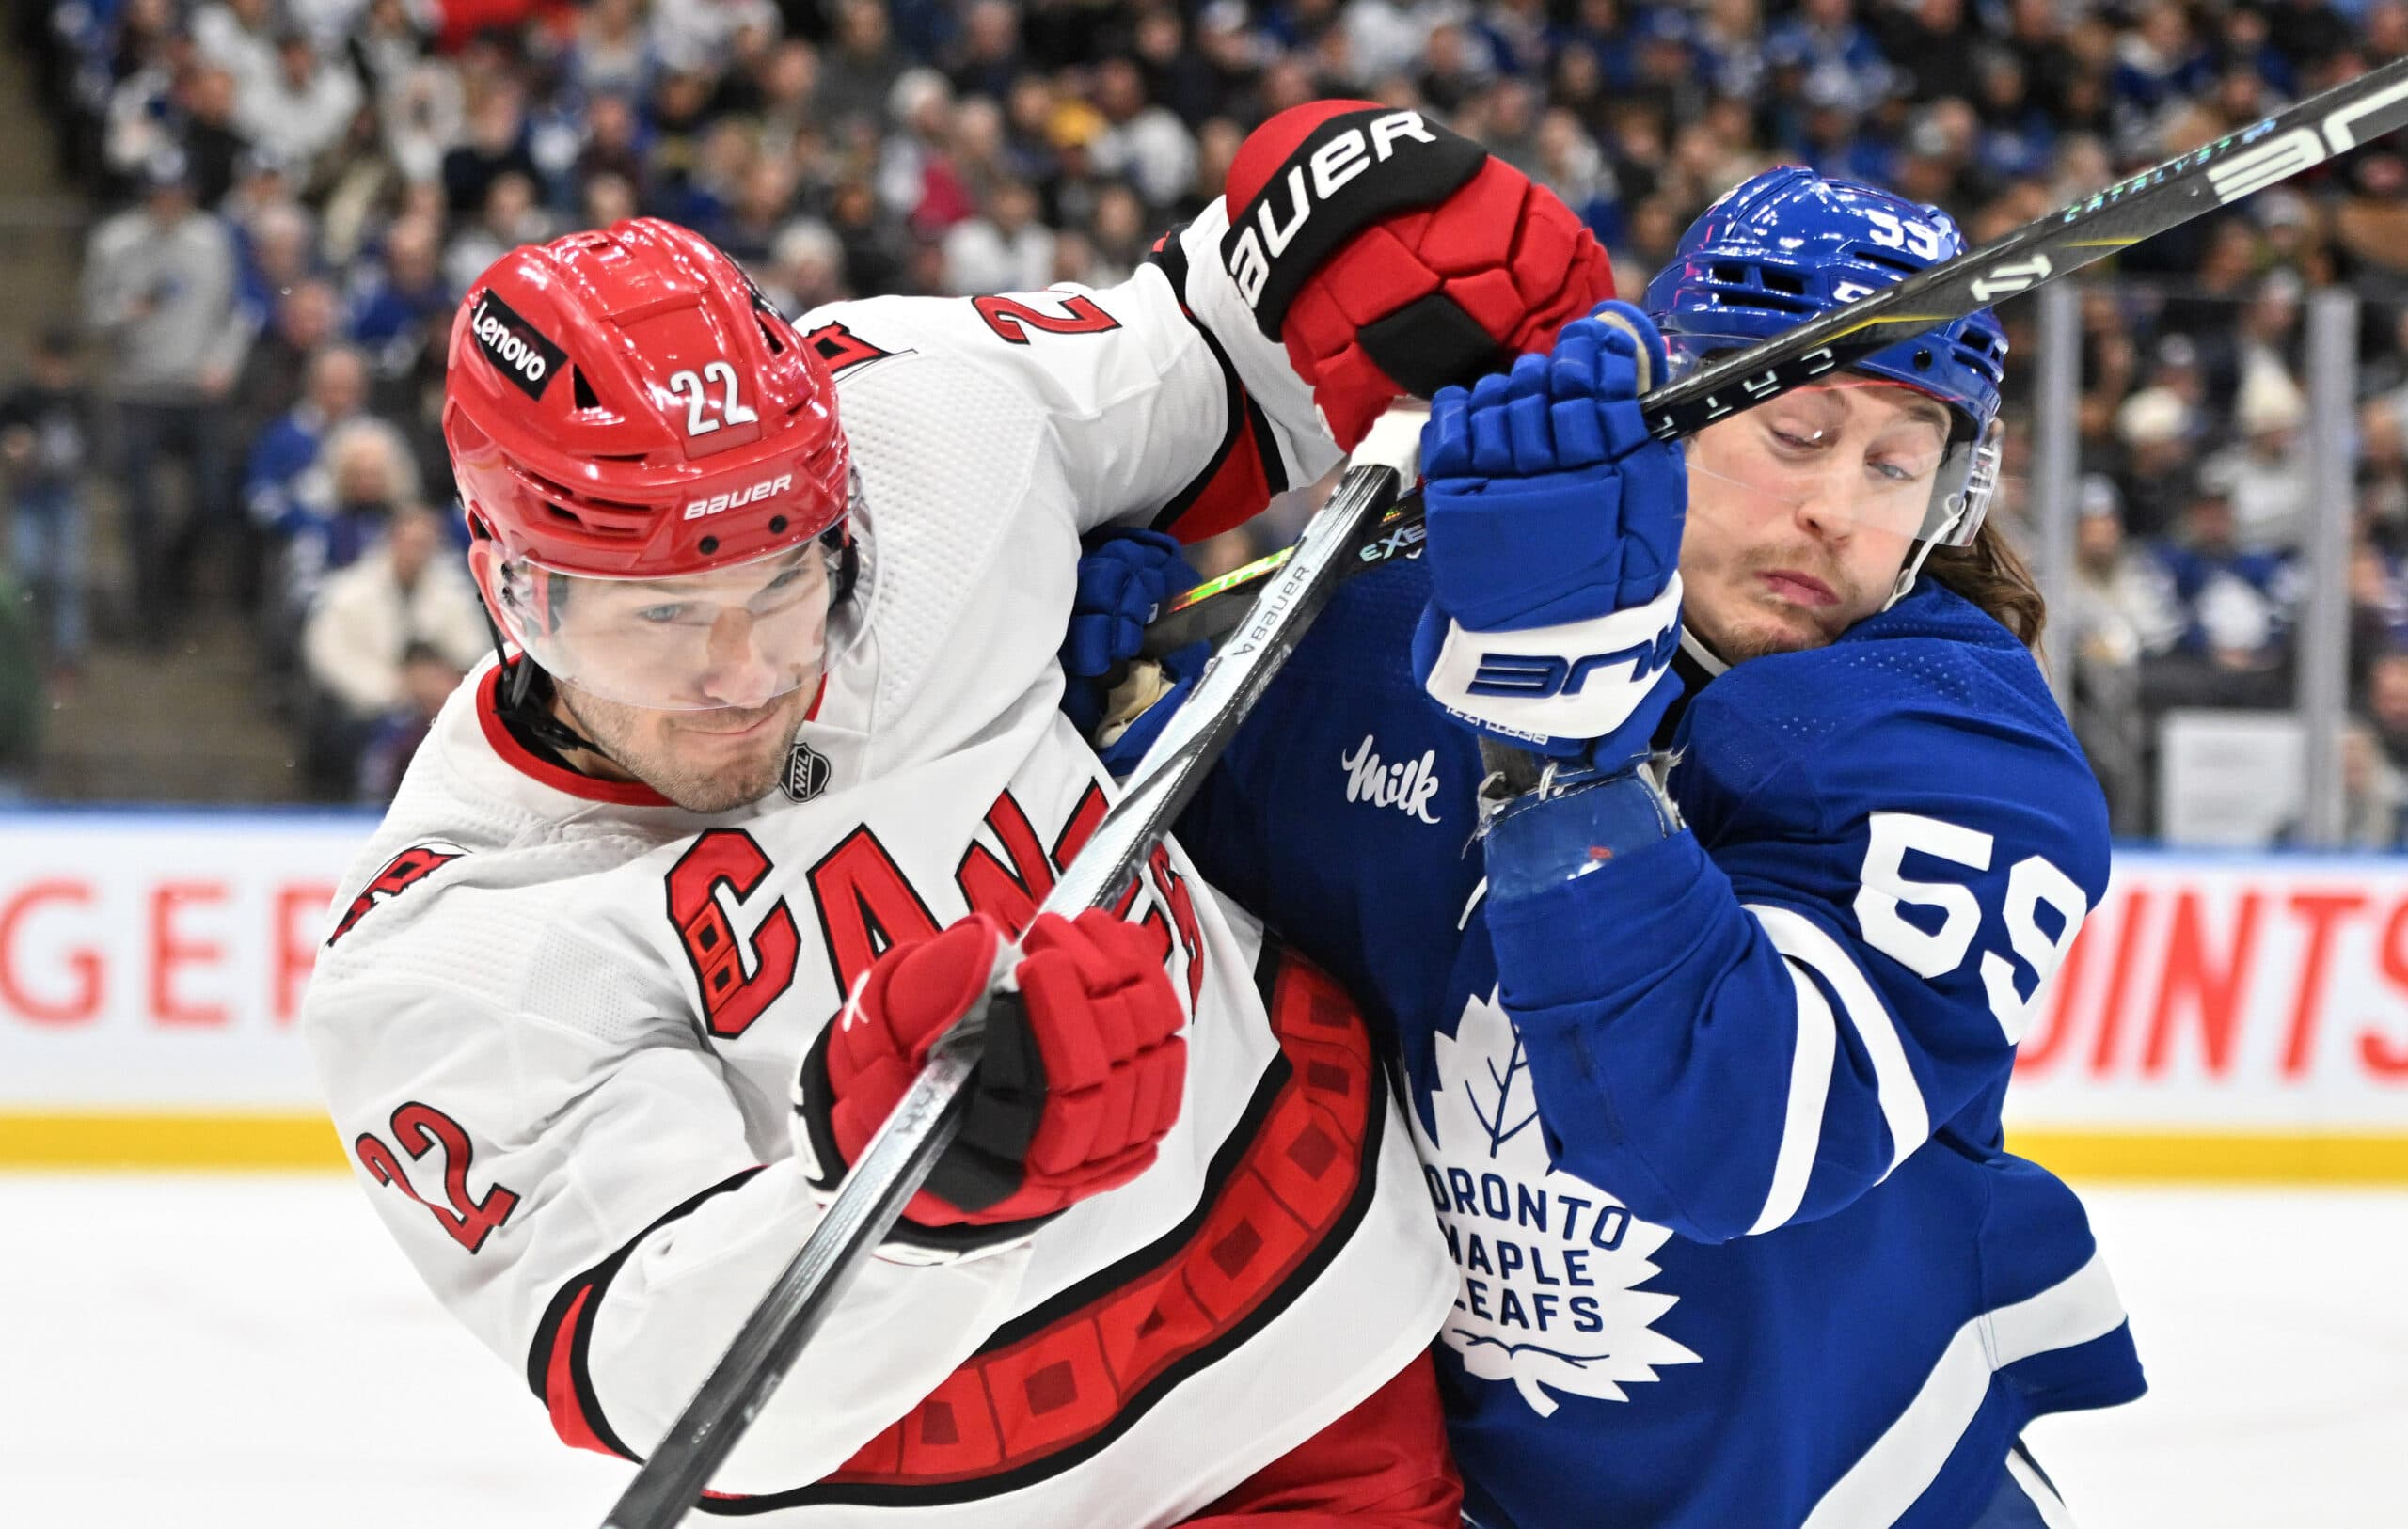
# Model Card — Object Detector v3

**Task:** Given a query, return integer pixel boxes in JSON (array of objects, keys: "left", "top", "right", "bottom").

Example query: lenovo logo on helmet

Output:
[
  {"left": 684, "top": 471, "right": 794, "bottom": 520},
  {"left": 468, "top": 290, "right": 566, "bottom": 402}
]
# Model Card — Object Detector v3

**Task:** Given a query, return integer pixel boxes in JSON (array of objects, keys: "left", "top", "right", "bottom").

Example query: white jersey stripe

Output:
[
  {"left": 1747, "top": 904, "right": 1930, "bottom": 1177},
  {"left": 1800, "top": 1253, "right": 2128, "bottom": 1529},
  {"left": 1745, "top": 955, "right": 1837, "bottom": 1237},
  {"left": 2004, "top": 1449, "right": 2077, "bottom": 1529}
]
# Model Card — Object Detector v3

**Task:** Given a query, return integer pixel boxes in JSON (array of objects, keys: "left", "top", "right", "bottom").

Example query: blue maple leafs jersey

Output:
[{"left": 1176, "top": 557, "right": 2146, "bottom": 1529}]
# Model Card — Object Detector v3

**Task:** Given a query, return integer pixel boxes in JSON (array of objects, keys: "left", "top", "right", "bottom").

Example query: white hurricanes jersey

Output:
[{"left": 303, "top": 206, "right": 1453, "bottom": 1523}]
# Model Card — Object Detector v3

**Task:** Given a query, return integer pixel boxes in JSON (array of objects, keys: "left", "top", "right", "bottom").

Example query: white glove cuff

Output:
[{"left": 1424, "top": 575, "right": 1683, "bottom": 741}]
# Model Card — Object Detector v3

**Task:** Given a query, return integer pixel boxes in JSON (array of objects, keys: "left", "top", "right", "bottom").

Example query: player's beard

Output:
[
  {"left": 558, "top": 681, "right": 813, "bottom": 813},
  {"left": 1681, "top": 539, "right": 1886, "bottom": 662}
]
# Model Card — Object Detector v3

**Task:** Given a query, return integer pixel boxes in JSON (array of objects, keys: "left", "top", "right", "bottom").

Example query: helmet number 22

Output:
[
  {"left": 668, "top": 361, "right": 762, "bottom": 438},
  {"left": 1861, "top": 210, "right": 1945, "bottom": 261}
]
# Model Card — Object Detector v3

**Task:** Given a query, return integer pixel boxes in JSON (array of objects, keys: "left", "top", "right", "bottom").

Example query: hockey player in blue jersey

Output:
[{"left": 1067, "top": 167, "right": 2147, "bottom": 1529}]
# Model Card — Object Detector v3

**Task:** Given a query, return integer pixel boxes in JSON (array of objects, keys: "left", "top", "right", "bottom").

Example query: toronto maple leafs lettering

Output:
[{"left": 1408, "top": 990, "right": 1696, "bottom": 1418}]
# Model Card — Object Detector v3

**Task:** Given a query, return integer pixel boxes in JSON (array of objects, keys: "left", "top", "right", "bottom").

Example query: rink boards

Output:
[{"left": 2, "top": 808, "right": 2405, "bottom": 1180}]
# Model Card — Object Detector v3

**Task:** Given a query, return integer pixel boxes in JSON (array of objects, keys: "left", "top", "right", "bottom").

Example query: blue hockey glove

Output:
[
  {"left": 1094, "top": 638, "right": 1210, "bottom": 778},
  {"left": 1410, "top": 301, "right": 1687, "bottom": 762},
  {"left": 1060, "top": 528, "right": 1196, "bottom": 738}
]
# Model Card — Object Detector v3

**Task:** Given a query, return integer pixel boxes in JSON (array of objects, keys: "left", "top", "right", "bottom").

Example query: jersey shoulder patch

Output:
[
  {"left": 328, "top": 840, "right": 470, "bottom": 947},
  {"left": 801, "top": 319, "right": 903, "bottom": 378}
]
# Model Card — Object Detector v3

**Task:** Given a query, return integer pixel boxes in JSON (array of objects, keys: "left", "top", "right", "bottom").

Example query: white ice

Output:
[{"left": 1, "top": 1174, "right": 2400, "bottom": 1527}]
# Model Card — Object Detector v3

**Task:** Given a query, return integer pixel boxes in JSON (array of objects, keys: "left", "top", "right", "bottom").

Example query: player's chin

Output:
[
  {"left": 1700, "top": 592, "right": 1834, "bottom": 661},
  {"left": 653, "top": 695, "right": 808, "bottom": 809}
]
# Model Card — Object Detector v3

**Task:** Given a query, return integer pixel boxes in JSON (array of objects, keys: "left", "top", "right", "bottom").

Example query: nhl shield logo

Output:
[{"left": 783, "top": 741, "right": 832, "bottom": 802}]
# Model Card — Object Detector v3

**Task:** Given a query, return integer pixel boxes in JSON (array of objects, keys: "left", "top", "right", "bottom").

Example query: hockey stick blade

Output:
[
  {"left": 1140, "top": 55, "right": 2408, "bottom": 658},
  {"left": 595, "top": 407, "right": 1421, "bottom": 1529}
]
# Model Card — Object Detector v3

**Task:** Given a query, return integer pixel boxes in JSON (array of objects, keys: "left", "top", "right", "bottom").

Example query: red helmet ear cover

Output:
[{"left": 443, "top": 218, "right": 850, "bottom": 579}]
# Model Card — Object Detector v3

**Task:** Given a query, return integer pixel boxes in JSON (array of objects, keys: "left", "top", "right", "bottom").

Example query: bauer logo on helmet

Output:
[
  {"left": 683, "top": 471, "right": 795, "bottom": 521},
  {"left": 468, "top": 289, "right": 567, "bottom": 402}
]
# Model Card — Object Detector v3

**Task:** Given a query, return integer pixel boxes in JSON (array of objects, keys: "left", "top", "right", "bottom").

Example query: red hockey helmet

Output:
[{"left": 444, "top": 218, "right": 855, "bottom": 711}]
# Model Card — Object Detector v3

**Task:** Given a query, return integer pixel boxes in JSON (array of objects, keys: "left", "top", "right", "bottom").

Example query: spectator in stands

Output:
[
  {"left": 1765, "top": 0, "right": 1895, "bottom": 107},
  {"left": 233, "top": 276, "right": 339, "bottom": 446},
  {"left": 346, "top": 215, "right": 449, "bottom": 359},
  {"left": 2115, "top": 384, "right": 2198, "bottom": 539},
  {"left": 234, "top": 29, "right": 363, "bottom": 173},
  {"left": 301, "top": 503, "right": 483, "bottom": 735},
  {"left": 441, "top": 81, "right": 539, "bottom": 219},
  {"left": 245, "top": 343, "right": 368, "bottom": 549},
  {"left": 2207, "top": 362, "right": 2313, "bottom": 551},
  {"left": 237, "top": 198, "right": 320, "bottom": 325},
  {"left": 2154, "top": 465, "right": 2299, "bottom": 682},
  {"left": 570, "top": 0, "right": 657, "bottom": 102},
  {"left": 2067, "top": 475, "right": 2181, "bottom": 836},
  {"left": 178, "top": 65, "right": 250, "bottom": 210},
  {"left": 191, "top": 0, "right": 279, "bottom": 105},
  {"left": 0, "top": 563, "right": 37, "bottom": 797},
  {"left": 441, "top": 171, "right": 554, "bottom": 297},
  {"left": 352, "top": 638, "right": 466, "bottom": 803},
  {"left": 651, "top": 0, "right": 780, "bottom": 80},
  {"left": 943, "top": 179, "right": 1053, "bottom": 295},
  {"left": 1092, "top": 55, "right": 1197, "bottom": 211},
  {"left": 762, "top": 217, "right": 846, "bottom": 314},
  {"left": 286, "top": 416, "right": 420, "bottom": 609},
  {"left": 2277, "top": 720, "right": 2408, "bottom": 851},
  {"left": 81, "top": 150, "right": 251, "bottom": 647},
  {"left": 719, "top": 155, "right": 799, "bottom": 267},
  {"left": 2369, "top": 651, "right": 2408, "bottom": 771},
  {"left": 0, "top": 327, "right": 96, "bottom": 677},
  {"left": 2350, "top": 539, "right": 2408, "bottom": 703},
  {"left": 818, "top": 0, "right": 907, "bottom": 134}
]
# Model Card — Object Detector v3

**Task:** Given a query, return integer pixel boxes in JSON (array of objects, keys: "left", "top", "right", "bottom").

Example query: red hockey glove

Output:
[
  {"left": 1221, "top": 100, "right": 1617, "bottom": 452},
  {"left": 795, "top": 910, "right": 1187, "bottom": 1235}
]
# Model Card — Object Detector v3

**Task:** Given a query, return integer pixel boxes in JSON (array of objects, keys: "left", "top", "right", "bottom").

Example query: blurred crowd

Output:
[{"left": 1, "top": 0, "right": 2405, "bottom": 827}]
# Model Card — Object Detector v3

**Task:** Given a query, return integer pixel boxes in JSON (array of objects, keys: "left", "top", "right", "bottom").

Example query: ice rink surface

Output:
[{"left": 3, "top": 1175, "right": 2400, "bottom": 1528}]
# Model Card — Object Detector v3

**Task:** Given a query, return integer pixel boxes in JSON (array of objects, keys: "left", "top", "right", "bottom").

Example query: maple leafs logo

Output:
[{"left": 1406, "top": 988, "right": 1700, "bottom": 1416}]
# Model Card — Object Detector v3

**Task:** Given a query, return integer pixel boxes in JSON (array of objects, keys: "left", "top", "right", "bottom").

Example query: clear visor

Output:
[
  {"left": 1680, "top": 375, "right": 1998, "bottom": 549},
  {"left": 492, "top": 540, "right": 843, "bottom": 712}
]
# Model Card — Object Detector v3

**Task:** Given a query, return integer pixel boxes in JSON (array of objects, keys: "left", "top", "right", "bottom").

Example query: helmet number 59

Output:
[
  {"left": 1861, "top": 210, "right": 1945, "bottom": 261},
  {"left": 668, "top": 361, "right": 762, "bottom": 437}
]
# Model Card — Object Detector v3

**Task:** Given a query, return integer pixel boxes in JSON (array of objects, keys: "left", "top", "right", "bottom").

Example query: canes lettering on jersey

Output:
[
  {"left": 667, "top": 829, "right": 800, "bottom": 1040},
  {"left": 796, "top": 781, "right": 1206, "bottom": 1005}
]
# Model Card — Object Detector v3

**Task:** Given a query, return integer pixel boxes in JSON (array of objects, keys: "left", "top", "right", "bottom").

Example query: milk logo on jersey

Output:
[
  {"left": 1339, "top": 733, "right": 1441, "bottom": 824},
  {"left": 467, "top": 290, "right": 565, "bottom": 402},
  {"left": 1408, "top": 989, "right": 1699, "bottom": 1416},
  {"left": 328, "top": 840, "right": 469, "bottom": 946}
]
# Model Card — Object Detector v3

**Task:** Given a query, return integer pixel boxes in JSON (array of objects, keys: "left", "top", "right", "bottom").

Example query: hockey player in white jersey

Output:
[{"left": 302, "top": 101, "right": 1615, "bottom": 1522}]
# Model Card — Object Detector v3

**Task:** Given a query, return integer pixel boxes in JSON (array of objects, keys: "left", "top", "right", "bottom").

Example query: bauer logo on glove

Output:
[{"left": 1220, "top": 99, "right": 1614, "bottom": 451}]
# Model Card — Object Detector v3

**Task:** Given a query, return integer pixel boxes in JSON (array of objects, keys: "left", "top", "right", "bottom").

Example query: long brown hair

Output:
[{"left": 1922, "top": 518, "right": 2048, "bottom": 655}]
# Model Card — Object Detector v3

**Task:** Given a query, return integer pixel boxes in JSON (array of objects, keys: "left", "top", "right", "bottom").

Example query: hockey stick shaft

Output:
[
  {"left": 597, "top": 411, "right": 1422, "bottom": 1529},
  {"left": 1140, "top": 55, "right": 2408, "bottom": 658}
]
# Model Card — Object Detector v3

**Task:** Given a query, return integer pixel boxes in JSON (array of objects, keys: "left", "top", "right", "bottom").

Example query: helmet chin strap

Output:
[
  {"left": 1882, "top": 498, "right": 1968, "bottom": 613},
  {"left": 1883, "top": 534, "right": 1946, "bottom": 613},
  {"left": 1677, "top": 623, "right": 1731, "bottom": 676},
  {"left": 475, "top": 599, "right": 618, "bottom": 765}
]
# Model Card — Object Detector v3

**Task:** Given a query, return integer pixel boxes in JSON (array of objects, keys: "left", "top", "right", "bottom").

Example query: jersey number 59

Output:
[{"left": 1852, "top": 812, "right": 2087, "bottom": 1044}]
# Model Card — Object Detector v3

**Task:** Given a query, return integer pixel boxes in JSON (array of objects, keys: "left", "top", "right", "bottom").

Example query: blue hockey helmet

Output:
[{"left": 1645, "top": 166, "right": 2007, "bottom": 547}]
